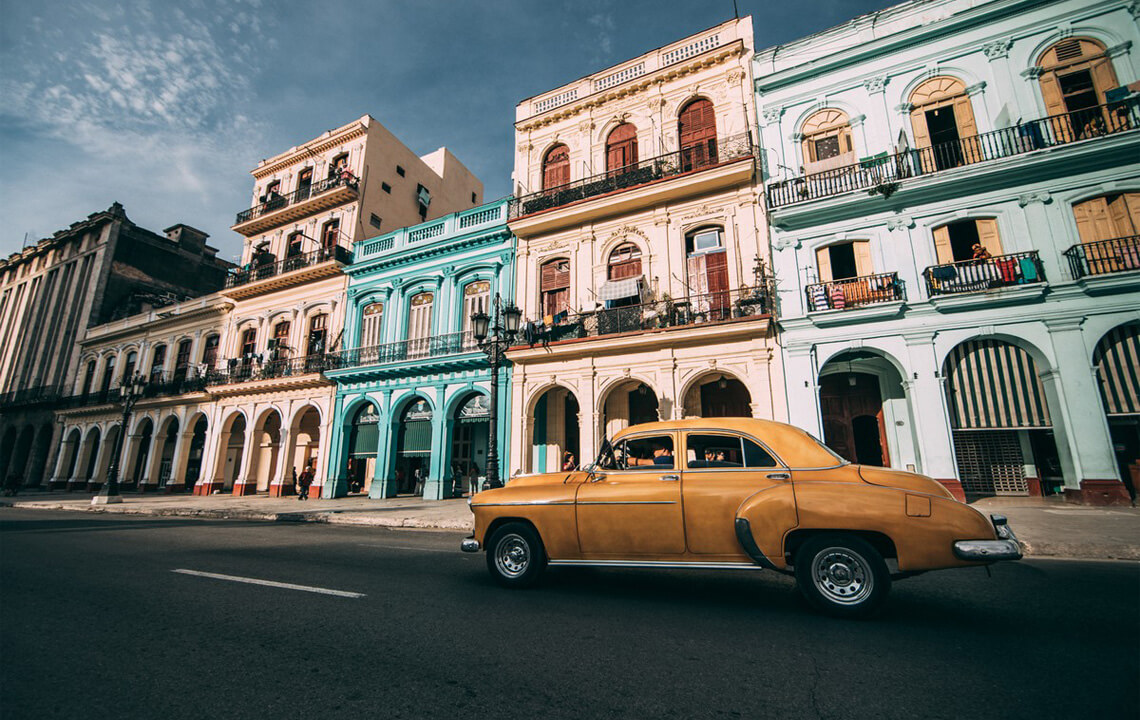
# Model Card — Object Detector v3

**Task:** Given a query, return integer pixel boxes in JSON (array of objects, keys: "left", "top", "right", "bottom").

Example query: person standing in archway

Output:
[{"left": 297, "top": 462, "right": 314, "bottom": 501}]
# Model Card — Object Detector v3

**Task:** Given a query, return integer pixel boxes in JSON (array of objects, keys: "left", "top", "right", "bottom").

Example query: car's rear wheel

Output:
[
  {"left": 794, "top": 534, "right": 890, "bottom": 618},
  {"left": 486, "top": 522, "right": 547, "bottom": 588}
]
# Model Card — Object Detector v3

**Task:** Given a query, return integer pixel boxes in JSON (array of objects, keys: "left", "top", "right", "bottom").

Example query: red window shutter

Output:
[
  {"left": 541, "top": 260, "right": 570, "bottom": 291},
  {"left": 606, "top": 124, "right": 638, "bottom": 172},
  {"left": 543, "top": 145, "right": 569, "bottom": 190},
  {"left": 679, "top": 99, "right": 717, "bottom": 170},
  {"left": 705, "top": 250, "right": 728, "bottom": 292}
]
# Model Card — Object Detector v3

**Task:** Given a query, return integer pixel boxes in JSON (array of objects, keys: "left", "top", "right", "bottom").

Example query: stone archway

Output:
[
  {"left": 248, "top": 410, "right": 283, "bottom": 493},
  {"left": 1092, "top": 322, "right": 1140, "bottom": 501},
  {"left": 127, "top": 418, "right": 155, "bottom": 491},
  {"left": 527, "top": 385, "right": 580, "bottom": 474},
  {"left": 288, "top": 406, "right": 322, "bottom": 495},
  {"left": 682, "top": 372, "right": 751, "bottom": 418},
  {"left": 600, "top": 379, "right": 659, "bottom": 442},
  {"left": 450, "top": 392, "right": 490, "bottom": 496},
  {"left": 182, "top": 415, "right": 209, "bottom": 493},
  {"left": 392, "top": 397, "right": 433, "bottom": 496}
]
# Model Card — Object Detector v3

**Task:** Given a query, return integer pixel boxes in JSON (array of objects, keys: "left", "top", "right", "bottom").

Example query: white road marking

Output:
[
  {"left": 358, "top": 543, "right": 455, "bottom": 554},
  {"left": 171, "top": 569, "right": 365, "bottom": 598}
]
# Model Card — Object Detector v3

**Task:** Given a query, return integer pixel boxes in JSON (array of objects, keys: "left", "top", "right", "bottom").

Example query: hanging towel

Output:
[{"left": 1018, "top": 257, "right": 1038, "bottom": 281}]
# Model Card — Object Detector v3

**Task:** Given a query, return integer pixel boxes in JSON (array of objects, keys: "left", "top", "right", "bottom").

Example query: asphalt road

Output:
[{"left": 1, "top": 509, "right": 1136, "bottom": 720}]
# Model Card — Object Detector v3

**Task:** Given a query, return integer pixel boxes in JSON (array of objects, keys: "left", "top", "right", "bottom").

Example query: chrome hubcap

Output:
[
  {"left": 494, "top": 534, "right": 530, "bottom": 577},
  {"left": 812, "top": 547, "right": 872, "bottom": 605}
]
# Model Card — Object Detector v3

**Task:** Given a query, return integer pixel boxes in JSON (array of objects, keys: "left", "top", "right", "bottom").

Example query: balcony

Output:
[
  {"left": 57, "top": 372, "right": 209, "bottom": 412},
  {"left": 354, "top": 201, "right": 508, "bottom": 263},
  {"left": 516, "top": 284, "right": 774, "bottom": 351},
  {"left": 0, "top": 385, "right": 61, "bottom": 410},
  {"left": 205, "top": 353, "right": 337, "bottom": 388},
  {"left": 1064, "top": 235, "right": 1140, "bottom": 279},
  {"left": 767, "top": 100, "right": 1139, "bottom": 209},
  {"left": 222, "top": 245, "right": 352, "bottom": 299},
  {"left": 805, "top": 272, "right": 905, "bottom": 312},
  {"left": 923, "top": 252, "right": 1045, "bottom": 301},
  {"left": 328, "top": 331, "right": 478, "bottom": 374},
  {"left": 509, "top": 133, "right": 754, "bottom": 224},
  {"left": 232, "top": 172, "right": 359, "bottom": 236}
]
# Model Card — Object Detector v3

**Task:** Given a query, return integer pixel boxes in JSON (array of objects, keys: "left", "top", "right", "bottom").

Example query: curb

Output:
[{"left": 0, "top": 500, "right": 474, "bottom": 531}]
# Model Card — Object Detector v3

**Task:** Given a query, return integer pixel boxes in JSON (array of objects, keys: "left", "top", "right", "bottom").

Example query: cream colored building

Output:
[{"left": 505, "top": 17, "right": 786, "bottom": 475}]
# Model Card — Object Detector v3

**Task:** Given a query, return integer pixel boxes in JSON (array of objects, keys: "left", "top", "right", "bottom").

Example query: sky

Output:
[{"left": 0, "top": 0, "right": 894, "bottom": 261}]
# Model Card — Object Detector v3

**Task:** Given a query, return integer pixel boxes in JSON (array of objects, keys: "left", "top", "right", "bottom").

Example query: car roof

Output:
[{"left": 612, "top": 418, "right": 842, "bottom": 468}]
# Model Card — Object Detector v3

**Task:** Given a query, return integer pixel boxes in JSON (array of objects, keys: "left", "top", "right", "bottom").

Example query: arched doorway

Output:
[
  {"left": 1093, "top": 323, "right": 1140, "bottom": 501},
  {"left": 249, "top": 410, "right": 282, "bottom": 493},
  {"left": 818, "top": 350, "right": 914, "bottom": 469},
  {"left": 289, "top": 406, "right": 322, "bottom": 489},
  {"left": 59, "top": 428, "right": 82, "bottom": 486},
  {"left": 529, "top": 386, "right": 580, "bottom": 473},
  {"left": 77, "top": 427, "right": 101, "bottom": 490},
  {"left": 25, "top": 424, "right": 54, "bottom": 488},
  {"left": 129, "top": 418, "right": 154, "bottom": 490},
  {"left": 184, "top": 416, "right": 208, "bottom": 492},
  {"left": 601, "top": 380, "right": 659, "bottom": 440},
  {"left": 94, "top": 425, "right": 121, "bottom": 490},
  {"left": 347, "top": 402, "right": 380, "bottom": 494},
  {"left": 220, "top": 415, "right": 246, "bottom": 492},
  {"left": 394, "top": 398, "right": 432, "bottom": 495},
  {"left": 943, "top": 339, "right": 1058, "bottom": 496},
  {"left": 451, "top": 393, "right": 490, "bottom": 496},
  {"left": 155, "top": 418, "right": 179, "bottom": 490},
  {"left": 683, "top": 374, "right": 751, "bottom": 418}
]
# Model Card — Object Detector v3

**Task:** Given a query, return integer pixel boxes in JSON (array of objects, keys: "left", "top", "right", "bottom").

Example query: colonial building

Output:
[
  {"left": 52, "top": 293, "right": 231, "bottom": 493},
  {"left": 324, "top": 199, "right": 515, "bottom": 499},
  {"left": 755, "top": 0, "right": 1140, "bottom": 503},
  {"left": 0, "top": 203, "right": 231, "bottom": 489},
  {"left": 195, "top": 115, "right": 483, "bottom": 498},
  {"left": 505, "top": 17, "right": 783, "bottom": 475}
]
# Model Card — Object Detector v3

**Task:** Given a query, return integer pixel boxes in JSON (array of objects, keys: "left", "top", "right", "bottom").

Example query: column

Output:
[
  {"left": 371, "top": 390, "right": 397, "bottom": 499},
  {"left": 87, "top": 430, "right": 113, "bottom": 491},
  {"left": 168, "top": 430, "right": 196, "bottom": 493},
  {"left": 1017, "top": 192, "right": 1064, "bottom": 280},
  {"left": 324, "top": 395, "right": 348, "bottom": 498},
  {"left": 1044, "top": 319, "right": 1128, "bottom": 505},
  {"left": 66, "top": 431, "right": 91, "bottom": 490},
  {"left": 423, "top": 386, "right": 449, "bottom": 500},
  {"left": 232, "top": 425, "right": 257, "bottom": 496},
  {"left": 120, "top": 432, "right": 144, "bottom": 490},
  {"left": 579, "top": 377, "right": 598, "bottom": 471},
  {"left": 269, "top": 429, "right": 292, "bottom": 497},
  {"left": 903, "top": 333, "right": 963, "bottom": 500},
  {"left": 784, "top": 345, "right": 821, "bottom": 436},
  {"left": 197, "top": 419, "right": 225, "bottom": 495}
]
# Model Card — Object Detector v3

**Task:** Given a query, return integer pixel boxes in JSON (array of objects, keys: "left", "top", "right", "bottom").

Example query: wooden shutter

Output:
[
  {"left": 910, "top": 107, "right": 931, "bottom": 149},
  {"left": 543, "top": 145, "right": 569, "bottom": 190},
  {"left": 1121, "top": 194, "right": 1140, "bottom": 236},
  {"left": 1089, "top": 57, "right": 1119, "bottom": 105},
  {"left": 933, "top": 225, "right": 954, "bottom": 265},
  {"left": 1072, "top": 199, "right": 1100, "bottom": 244},
  {"left": 541, "top": 260, "right": 569, "bottom": 291},
  {"left": 606, "top": 124, "right": 638, "bottom": 172},
  {"left": 705, "top": 251, "right": 728, "bottom": 292},
  {"left": 976, "top": 219, "right": 1003, "bottom": 256},
  {"left": 853, "top": 240, "right": 873, "bottom": 276},
  {"left": 952, "top": 96, "right": 978, "bottom": 139},
  {"left": 686, "top": 254, "right": 708, "bottom": 296},
  {"left": 815, "top": 247, "right": 834, "bottom": 282},
  {"left": 1038, "top": 72, "right": 1066, "bottom": 117},
  {"left": 679, "top": 99, "right": 717, "bottom": 169}
]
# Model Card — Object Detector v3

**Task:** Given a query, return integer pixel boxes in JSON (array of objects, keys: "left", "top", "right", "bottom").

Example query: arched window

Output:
[
  {"left": 678, "top": 98, "right": 717, "bottom": 171},
  {"left": 539, "top": 258, "right": 570, "bottom": 321},
  {"left": 816, "top": 240, "right": 873, "bottom": 282},
  {"left": 542, "top": 144, "right": 569, "bottom": 190},
  {"left": 81, "top": 360, "right": 96, "bottom": 396},
  {"left": 1037, "top": 38, "right": 1121, "bottom": 139},
  {"left": 461, "top": 281, "right": 491, "bottom": 344},
  {"left": 307, "top": 314, "right": 328, "bottom": 356},
  {"left": 800, "top": 109, "right": 854, "bottom": 171},
  {"left": 201, "top": 335, "right": 220, "bottom": 368},
  {"left": 173, "top": 339, "right": 192, "bottom": 381},
  {"left": 685, "top": 227, "right": 729, "bottom": 318},
  {"left": 360, "top": 302, "right": 385, "bottom": 347},
  {"left": 328, "top": 152, "right": 349, "bottom": 180},
  {"left": 321, "top": 218, "right": 340, "bottom": 251},
  {"left": 296, "top": 167, "right": 313, "bottom": 200},
  {"left": 1073, "top": 193, "right": 1140, "bottom": 244},
  {"left": 239, "top": 328, "right": 257, "bottom": 359},
  {"left": 606, "top": 124, "right": 638, "bottom": 173},
  {"left": 908, "top": 76, "right": 977, "bottom": 170},
  {"left": 607, "top": 243, "right": 642, "bottom": 280},
  {"left": 408, "top": 292, "right": 434, "bottom": 342},
  {"left": 932, "top": 218, "right": 1003, "bottom": 264},
  {"left": 100, "top": 355, "right": 117, "bottom": 392},
  {"left": 122, "top": 351, "right": 137, "bottom": 384},
  {"left": 287, "top": 231, "right": 304, "bottom": 258},
  {"left": 149, "top": 344, "right": 167, "bottom": 380}
]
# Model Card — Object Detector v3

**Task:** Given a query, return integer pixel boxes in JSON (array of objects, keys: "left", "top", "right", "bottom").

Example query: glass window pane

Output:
[
  {"left": 743, "top": 438, "right": 778, "bottom": 468},
  {"left": 686, "top": 434, "right": 744, "bottom": 469}
]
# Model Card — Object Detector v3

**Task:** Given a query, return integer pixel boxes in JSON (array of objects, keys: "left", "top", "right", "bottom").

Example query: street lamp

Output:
[
  {"left": 92, "top": 373, "right": 147, "bottom": 506},
  {"left": 471, "top": 293, "right": 521, "bottom": 491}
]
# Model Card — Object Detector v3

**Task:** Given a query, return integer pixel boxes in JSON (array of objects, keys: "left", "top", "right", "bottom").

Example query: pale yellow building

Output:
[{"left": 505, "top": 17, "right": 786, "bottom": 475}]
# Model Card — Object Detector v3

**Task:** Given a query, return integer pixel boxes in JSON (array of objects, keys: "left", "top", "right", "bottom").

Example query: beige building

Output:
[
  {"left": 505, "top": 17, "right": 785, "bottom": 475},
  {"left": 199, "top": 115, "right": 483, "bottom": 498}
]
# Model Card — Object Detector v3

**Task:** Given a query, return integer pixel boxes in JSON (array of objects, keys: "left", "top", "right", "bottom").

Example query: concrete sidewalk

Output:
[{"left": 1, "top": 490, "right": 1137, "bottom": 560}]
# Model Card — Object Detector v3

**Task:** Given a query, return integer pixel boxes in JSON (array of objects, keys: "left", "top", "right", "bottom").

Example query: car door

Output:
[
  {"left": 576, "top": 432, "right": 685, "bottom": 556},
  {"left": 681, "top": 431, "right": 795, "bottom": 555}
]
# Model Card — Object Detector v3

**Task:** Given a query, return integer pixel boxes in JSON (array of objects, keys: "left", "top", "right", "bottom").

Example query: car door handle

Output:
[
  {"left": 766, "top": 472, "right": 791, "bottom": 481},
  {"left": 660, "top": 474, "right": 680, "bottom": 482}
]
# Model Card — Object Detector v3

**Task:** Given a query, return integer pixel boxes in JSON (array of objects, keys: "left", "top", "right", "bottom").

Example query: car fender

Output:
[{"left": 734, "top": 484, "right": 799, "bottom": 571}]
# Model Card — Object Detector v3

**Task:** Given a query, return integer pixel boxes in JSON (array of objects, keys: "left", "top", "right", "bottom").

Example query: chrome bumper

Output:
[
  {"left": 460, "top": 537, "right": 480, "bottom": 553},
  {"left": 953, "top": 514, "right": 1023, "bottom": 562}
]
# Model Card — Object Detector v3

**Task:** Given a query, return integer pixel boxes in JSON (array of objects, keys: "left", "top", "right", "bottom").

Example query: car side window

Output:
[
  {"left": 743, "top": 437, "right": 779, "bottom": 468},
  {"left": 613, "top": 435, "right": 674, "bottom": 470},
  {"left": 686, "top": 434, "right": 744, "bottom": 469}
]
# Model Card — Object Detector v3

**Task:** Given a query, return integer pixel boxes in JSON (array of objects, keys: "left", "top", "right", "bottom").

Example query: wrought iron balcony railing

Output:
[
  {"left": 234, "top": 172, "right": 359, "bottom": 226},
  {"left": 205, "top": 353, "right": 337, "bottom": 385},
  {"left": 923, "top": 251, "right": 1045, "bottom": 297},
  {"left": 0, "top": 385, "right": 61, "bottom": 409},
  {"left": 224, "top": 245, "right": 352, "bottom": 289},
  {"left": 1063, "top": 235, "right": 1140, "bottom": 279},
  {"left": 768, "top": 99, "right": 1140, "bottom": 208},
  {"left": 57, "top": 371, "right": 209, "bottom": 409},
  {"left": 805, "top": 272, "right": 905, "bottom": 312},
  {"left": 329, "top": 331, "right": 477, "bottom": 371},
  {"left": 517, "top": 283, "right": 774, "bottom": 347},
  {"left": 509, "top": 132, "right": 753, "bottom": 220}
]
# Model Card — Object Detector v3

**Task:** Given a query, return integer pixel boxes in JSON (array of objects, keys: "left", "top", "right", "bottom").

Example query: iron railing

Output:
[
  {"left": 57, "top": 371, "right": 209, "bottom": 409},
  {"left": 1063, "top": 235, "right": 1140, "bottom": 279},
  {"left": 768, "top": 100, "right": 1140, "bottom": 208},
  {"left": 224, "top": 245, "right": 352, "bottom": 289},
  {"left": 805, "top": 272, "right": 905, "bottom": 311},
  {"left": 924, "top": 251, "right": 1045, "bottom": 297},
  {"left": 0, "top": 385, "right": 61, "bottom": 409},
  {"left": 509, "top": 132, "right": 754, "bottom": 219},
  {"left": 234, "top": 172, "right": 359, "bottom": 225},
  {"left": 205, "top": 353, "right": 337, "bottom": 385},
  {"left": 518, "top": 283, "right": 774, "bottom": 346},
  {"left": 329, "top": 331, "right": 477, "bottom": 370}
]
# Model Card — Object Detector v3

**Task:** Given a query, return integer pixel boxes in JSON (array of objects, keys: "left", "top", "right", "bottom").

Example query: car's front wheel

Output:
[
  {"left": 794, "top": 534, "right": 890, "bottom": 618},
  {"left": 485, "top": 522, "right": 547, "bottom": 588}
]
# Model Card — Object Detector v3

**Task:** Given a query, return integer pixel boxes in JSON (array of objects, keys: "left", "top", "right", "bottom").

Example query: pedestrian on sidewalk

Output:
[{"left": 298, "top": 463, "right": 314, "bottom": 501}]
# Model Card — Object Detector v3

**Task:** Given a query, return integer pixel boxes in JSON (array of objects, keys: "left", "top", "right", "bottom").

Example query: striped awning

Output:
[
  {"left": 944, "top": 340, "right": 1051, "bottom": 429},
  {"left": 1095, "top": 323, "right": 1140, "bottom": 416}
]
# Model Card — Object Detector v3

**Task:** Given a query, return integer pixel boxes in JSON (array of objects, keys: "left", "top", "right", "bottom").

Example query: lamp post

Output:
[
  {"left": 92, "top": 374, "right": 148, "bottom": 506},
  {"left": 471, "top": 293, "right": 521, "bottom": 490}
]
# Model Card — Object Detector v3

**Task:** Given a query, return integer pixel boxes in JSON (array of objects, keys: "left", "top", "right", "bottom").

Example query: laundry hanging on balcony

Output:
[{"left": 599, "top": 276, "right": 643, "bottom": 302}]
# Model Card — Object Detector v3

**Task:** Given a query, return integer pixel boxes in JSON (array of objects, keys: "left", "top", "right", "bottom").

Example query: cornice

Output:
[{"left": 252, "top": 125, "right": 368, "bottom": 179}]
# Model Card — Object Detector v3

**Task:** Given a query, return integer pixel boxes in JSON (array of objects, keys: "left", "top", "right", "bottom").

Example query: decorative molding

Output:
[
  {"left": 982, "top": 38, "right": 1012, "bottom": 61},
  {"left": 886, "top": 216, "right": 915, "bottom": 231},
  {"left": 1020, "top": 66, "right": 1044, "bottom": 80},
  {"left": 771, "top": 235, "right": 801, "bottom": 251},
  {"left": 895, "top": 102, "right": 914, "bottom": 114},
  {"left": 1128, "top": 1, "right": 1140, "bottom": 19},
  {"left": 760, "top": 106, "right": 783, "bottom": 127},
  {"left": 848, "top": 113, "right": 867, "bottom": 128},
  {"left": 1107, "top": 41, "right": 1133, "bottom": 59},
  {"left": 863, "top": 75, "right": 888, "bottom": 94},
  {"left": 1017, "top": 191, "right": 1051, "bottom": 207},
  {"left": 965, "top": 81, "right": 987, "bottom": 96}
]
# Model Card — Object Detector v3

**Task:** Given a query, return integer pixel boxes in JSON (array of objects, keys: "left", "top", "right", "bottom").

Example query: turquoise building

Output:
[{"left": 324, "top": 200, "right": 515, "bottom": 499}]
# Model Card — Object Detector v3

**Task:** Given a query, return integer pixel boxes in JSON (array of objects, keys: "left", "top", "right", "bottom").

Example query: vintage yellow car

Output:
[{"left": 462, "top": 418, "right": 1020, "bottom": 617}]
